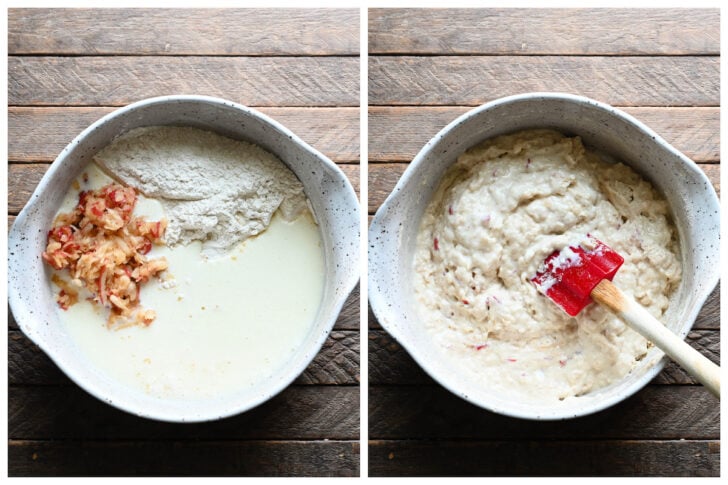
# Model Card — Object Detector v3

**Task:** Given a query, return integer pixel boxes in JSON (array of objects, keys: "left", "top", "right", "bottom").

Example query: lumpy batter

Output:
[{"left": 413, "top": 129, "right": 681, "bottom": 402}]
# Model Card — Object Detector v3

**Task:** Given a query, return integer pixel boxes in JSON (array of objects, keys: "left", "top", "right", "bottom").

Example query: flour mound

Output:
[{"left": 94, "top": 126, "right": 307, "bottom": 257}]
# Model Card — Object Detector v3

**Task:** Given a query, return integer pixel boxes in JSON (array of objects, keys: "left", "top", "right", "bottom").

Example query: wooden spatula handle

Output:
[{"left": 591, "top": 279, "right": 720, "bottom": 398}]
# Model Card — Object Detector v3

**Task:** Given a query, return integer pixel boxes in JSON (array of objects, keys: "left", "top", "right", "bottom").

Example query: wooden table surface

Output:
[
  {"left": 368, "top": 8, "right": 720, "bottom": 477},
  {"left": 8, "top": 8, "right": 360, "bottom": 477}
]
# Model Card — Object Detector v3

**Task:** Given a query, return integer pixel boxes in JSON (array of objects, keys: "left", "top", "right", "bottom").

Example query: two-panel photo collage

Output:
[{"left": 5, "top": 6, "right": 721, "bottom": 478}]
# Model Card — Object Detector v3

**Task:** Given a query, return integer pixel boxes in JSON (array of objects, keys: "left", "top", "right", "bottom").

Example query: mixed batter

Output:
[{"left": 413, "top": 129, "right": 681, "bottom": 402}]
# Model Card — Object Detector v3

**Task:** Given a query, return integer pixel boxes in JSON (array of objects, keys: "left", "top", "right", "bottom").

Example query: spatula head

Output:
[{"left": 531, "top": 235, "right": 624, "bottom": 316}]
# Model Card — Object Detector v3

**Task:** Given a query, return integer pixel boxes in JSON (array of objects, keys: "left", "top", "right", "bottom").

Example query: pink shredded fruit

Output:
[{"left": 42, "top": 182, "right": 168, "bottom": 329}]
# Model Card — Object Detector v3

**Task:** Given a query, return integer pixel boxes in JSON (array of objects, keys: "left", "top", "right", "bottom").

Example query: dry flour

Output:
[{"left": 94, "top": 126, "right": 308, "bottom": 257}]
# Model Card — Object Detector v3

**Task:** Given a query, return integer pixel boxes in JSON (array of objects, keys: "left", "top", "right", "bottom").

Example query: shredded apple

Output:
[{"left": 42, "top": 182, "right": 168, "bottom": 329}]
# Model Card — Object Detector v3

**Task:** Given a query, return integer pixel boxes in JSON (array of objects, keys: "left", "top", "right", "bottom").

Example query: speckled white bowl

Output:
[
  {"left": 368, "top": 92, "right": 719, "bottom": 420},
  {"left": 8, "top": 95, "right": 360, "bottom": 422}
]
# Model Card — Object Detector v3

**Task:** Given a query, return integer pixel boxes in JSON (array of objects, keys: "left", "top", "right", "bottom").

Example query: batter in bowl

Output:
[
  {"left": 413, "top": 129, "right": 681, "bottom": 402},
  {"left": 45, "top": 127, "right": 326, "bottom": 400}
]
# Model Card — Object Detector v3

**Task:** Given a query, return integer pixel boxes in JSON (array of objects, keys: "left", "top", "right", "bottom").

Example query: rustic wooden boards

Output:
[
  {"left": 368, "top": 8, "right": 720, "bottom": 477},
  {"left": 368, "top": 8, "right": 720, "bottom": 55},
  {"left": 10, "top": 9, "right": 359, "bottom": 56},
  {"left": 9, "top": 441, "right": 360, "bottom": 477},
  {"left": 8, "top": 8, "right": 360, "bottom": 477},
  {"left": 369, "top": 440, "right": 718, "bottom": 477},
  {"left": 10, "top": 57, "right": 359, "bottom": 107},
  {"left": 369, "top": 56, "right": 719, "bottom": 107}
]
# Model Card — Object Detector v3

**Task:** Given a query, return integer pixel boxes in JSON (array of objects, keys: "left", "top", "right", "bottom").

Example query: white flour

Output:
[{"left": 94, "top": 126, "right": 308, "bottom": 257}]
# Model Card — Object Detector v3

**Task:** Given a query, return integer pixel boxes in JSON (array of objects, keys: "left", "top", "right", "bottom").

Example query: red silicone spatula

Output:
[{"left": 532, "top": 235, "right": 720, "bottom": 398}]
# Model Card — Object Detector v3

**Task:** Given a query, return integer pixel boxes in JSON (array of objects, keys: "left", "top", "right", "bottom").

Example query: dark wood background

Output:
[
  {"left": 368, "top": 8, "right": 720, "bottom": 477},
  {"left": 8, "top": 8, "right": 360, "bottom": 477}
]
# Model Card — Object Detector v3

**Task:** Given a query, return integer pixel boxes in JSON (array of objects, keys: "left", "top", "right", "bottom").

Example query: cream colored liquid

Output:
[{"left": 52, "top": 164, "right": 326, "bottom": 400}]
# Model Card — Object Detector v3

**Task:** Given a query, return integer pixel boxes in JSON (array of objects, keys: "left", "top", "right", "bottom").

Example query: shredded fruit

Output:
[{"left": 42, "top": 182, "right": 168, "bottom": 329}]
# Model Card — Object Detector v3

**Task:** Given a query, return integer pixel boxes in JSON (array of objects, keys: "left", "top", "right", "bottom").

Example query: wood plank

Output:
[
  {"left": 369, "top": 56, "right": 719, "bottom": 107},
  {"left": 8, "top": 164, "right": 49, "bottom": 214},
  {"left": 9, "top": 385, "right": 358, "bottom": 441},
  {"left": 9, "top": 107, "right": 360, "bottom": 163},
  {"left": 368, "top": 385, "right": 718, "bottom": 440},
  {"left": 368, "top": 439, "right": 718, "bottom": 477},
  {"left": 369, "top": 8, "right": 719, "bottom": 55},
  {"left": 653, "top": 332, "right": 720, "bottom": 384},
  {"left": 368, "top": 163, "right": 403, "bottom": 214},
  {"left": 338, "top": 164, "right": 360, "bottom": 199},
  {"left": 9, "top": 8, "right": 359, "bottom": 56},
  {"left": 693, "top": 283, "right": 720, "bottom": 330},
  {"left": 369, "top": 329, "right": 719, "bottom": 386},
  {"left": 8, "top": 283, "right": 360, "bottom": 331},
  {"left": 9, "top": 56, "right": 359, "bottom": 107},
  {"left": 335, "top": 283, "right": 359, "bottom": 331},
  {"left": 7, "top": 162, "right": 360, "bottom": 214},
  {"left": 9, "top": 439, "right": 359, "bottom": 477},
  {"left": 369, "top": 106, "right": 719, "bottom": 163},
  {"left": 10, "top": 329, "right": 359, "bottom": 386},
  {"left": 368, "top": 162, "right": 720, "bottom": 214},
  {"left": 296, "top": 330, "right": 360, "bottom": 385}
]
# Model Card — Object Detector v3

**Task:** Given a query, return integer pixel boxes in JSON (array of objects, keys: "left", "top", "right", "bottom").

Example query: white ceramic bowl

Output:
[
  {"left": 8, "top": 95, "right": 360, "bottom": 422},
  {"left": 368, "top": 92, "right": 719, "bottom": 420}
]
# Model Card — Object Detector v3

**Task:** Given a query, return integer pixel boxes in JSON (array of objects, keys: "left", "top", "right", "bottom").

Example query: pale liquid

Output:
[{"left": 52, "top": 164, "right": 326, "bottom": 400}]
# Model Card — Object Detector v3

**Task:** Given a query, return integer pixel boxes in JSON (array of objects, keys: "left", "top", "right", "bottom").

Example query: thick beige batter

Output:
[{"left": 413, "top": 129, "right": 681, "bottom": 402}]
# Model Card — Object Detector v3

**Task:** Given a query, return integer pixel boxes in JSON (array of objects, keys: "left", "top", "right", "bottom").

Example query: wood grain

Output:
[
  {"left": 367, "top": 162, "right": 720, "bottom": 214},
  {"left": 369, "top": 329, "right": 720, "bottom": 387},
  {"left": 297, "top": 331, "right": 360, "bottom": 385},
  {"left": 9, "top": 107, "right": 360, "bottom": 163},
  {"left": 368, "top": 385, "right": 718, "bottom": 440},
  {"left": 653, "top": 331, "right": 721, "bottom": 384},
  {"left": 9, "top": 386, "right": 358, "bottom": 440},
  {"left": 9, "top": 56, "right": 359, "bottom": 107},
  {"left": 369, "top": 439, "right": 718, "bottom": 477},
  {"left": 9, "top": 9, "right": 359, "bottom": 56},
  {"left": 9, "top": 440, "right": 359, "bottom": 477},
  {"left": 693, "top": 284, "right": 720, "bottom": 330},
  {"left": 369, "top": 106, "right": 720, "bottom": 163},
  {"left": 332, "top": 283, "right": 359, "bottom": 331},
  {"left": 10, "top": 329, "right": 359, "bottom": 386},
  {"left": 7, "top": 162, "right": 360, "bottom": 215},
  {"left": 369, "top": 9, "right": 719, "bottom": 56},
  {"left": 369, "top": 56, "right": 719, "bottom": 107}
]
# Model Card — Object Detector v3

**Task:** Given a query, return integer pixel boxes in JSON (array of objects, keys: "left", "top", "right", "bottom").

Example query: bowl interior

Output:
[
  {"left": 9, "top": 96, "right": 359, "bottom": 422},
  {"left": 368, "top": 93, "right": 719, "bottom": 419}
]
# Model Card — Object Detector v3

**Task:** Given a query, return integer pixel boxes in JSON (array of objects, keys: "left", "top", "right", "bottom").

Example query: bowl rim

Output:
[
  {"left": 368, "top": 92, "right": 719, "bottom": 420},
  {"left": 9, "top": 94, "right": 360, "bottom": 422}
]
